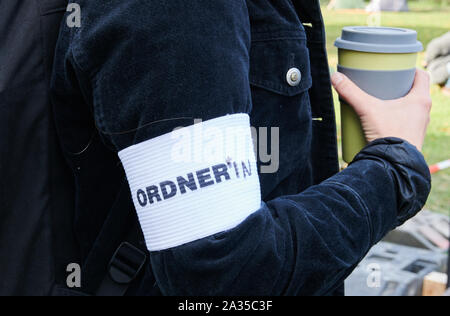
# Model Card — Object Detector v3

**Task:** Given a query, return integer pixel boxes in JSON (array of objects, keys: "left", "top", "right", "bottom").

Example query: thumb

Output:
[{"left": 331, "top": 72, "right": 376, "bottom": 115}]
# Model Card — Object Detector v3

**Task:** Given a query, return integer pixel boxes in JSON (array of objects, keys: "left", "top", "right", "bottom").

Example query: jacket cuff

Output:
[{"left": 351, "top": 137, "right": 431, "bottom": 225}]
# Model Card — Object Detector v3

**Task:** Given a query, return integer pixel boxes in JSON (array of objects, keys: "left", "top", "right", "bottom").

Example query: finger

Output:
[
  {"left": 408, "top": 69, "right": 431, "bottom": 97},
  {"left": 331, "top": 72, "right": 376, "bottom": 115}
]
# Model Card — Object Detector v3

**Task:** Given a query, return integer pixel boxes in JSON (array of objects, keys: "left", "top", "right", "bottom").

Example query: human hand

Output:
[{"left": 331, "top": 69, "right": 432, "bottom": 151}]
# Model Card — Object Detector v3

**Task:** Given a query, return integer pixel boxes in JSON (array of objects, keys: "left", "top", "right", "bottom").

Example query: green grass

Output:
[{"left": 322, "top": 1, "right": 450, "bottom": 215}]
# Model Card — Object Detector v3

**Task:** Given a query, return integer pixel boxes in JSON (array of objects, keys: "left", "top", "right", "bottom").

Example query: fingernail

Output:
[{"left": 331, "top": 72, "right": 344, "bottom": 86}]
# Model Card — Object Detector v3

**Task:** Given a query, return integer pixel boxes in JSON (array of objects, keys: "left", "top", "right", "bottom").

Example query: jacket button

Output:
[{"left": 286, "top": 68, "right": 301, "bottom": 86}]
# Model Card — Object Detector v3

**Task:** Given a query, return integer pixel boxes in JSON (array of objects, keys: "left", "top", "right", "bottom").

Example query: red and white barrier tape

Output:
[{"left": 429, "top": 159, "right": 450, "bottom": 174}]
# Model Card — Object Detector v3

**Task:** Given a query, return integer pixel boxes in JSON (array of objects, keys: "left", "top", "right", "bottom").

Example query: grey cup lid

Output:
[{"left": 335, "top": 26, "right": 423, "bottom": 53}]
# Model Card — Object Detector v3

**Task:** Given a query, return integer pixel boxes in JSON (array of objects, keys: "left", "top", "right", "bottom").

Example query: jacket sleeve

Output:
[
  {"left": 56, "top": 0, "right": 431, "bottom": 295},
  {"left": 148, "top": 138, "right": 430, "bottom": 296}
]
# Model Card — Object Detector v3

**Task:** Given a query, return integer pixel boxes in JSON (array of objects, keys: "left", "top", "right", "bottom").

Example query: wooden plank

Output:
[{"left": 422, "top": 272, "right": 448, "bottom": 296}]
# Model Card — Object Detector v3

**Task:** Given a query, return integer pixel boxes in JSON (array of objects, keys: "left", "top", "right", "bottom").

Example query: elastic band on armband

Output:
[{"left": 119, "top": 114, "right": 261, "bottom": 251}]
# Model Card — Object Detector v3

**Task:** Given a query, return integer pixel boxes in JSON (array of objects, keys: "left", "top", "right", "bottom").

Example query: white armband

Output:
[{"left": 118, "top": 114, "right": 261, "bottom": 251}]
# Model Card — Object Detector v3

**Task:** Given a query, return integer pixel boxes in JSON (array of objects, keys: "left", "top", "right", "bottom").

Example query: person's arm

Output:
[
  {"left": 149, "top": 138, "right": 430, "bottom": 296},
  {"left": 52, "top": 0, "right": 431, "bottom": 295},
  {"left": 425, "top": 32, "right": 450, "bottom": 65}
]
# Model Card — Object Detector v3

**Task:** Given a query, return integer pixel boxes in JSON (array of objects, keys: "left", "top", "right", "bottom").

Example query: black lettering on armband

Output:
[
  {"left": 136, "top": 189, "right": 148, "bottom": 207},
  {"left": 160, "top": 181, "right": 177, "bottom": 200},
  {"left": 242, "top": 160, "right": 252, "bottom": 178},
  {"left": 135, "top": 159, "right": 255, "bottom": 207},
  {"left": 197, "top": 168, "right": 214, "bottom": 188},
  {"left": 233, "top": 162, "right": 240, "bottom": 178},
  {"left": 146, "top": 185, "right": 162, "bottom": 204},
  {"left": 177, "top": 173, "right": 198, "bottom": 194},
  {"left": 212, "top": 164, "right": 231, "bottom": 183}
]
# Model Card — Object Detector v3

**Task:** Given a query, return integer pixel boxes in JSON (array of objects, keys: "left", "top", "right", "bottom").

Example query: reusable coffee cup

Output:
[{"left": 334, "top": 26, "right": 423, "bottom": 163}]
